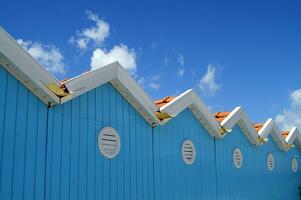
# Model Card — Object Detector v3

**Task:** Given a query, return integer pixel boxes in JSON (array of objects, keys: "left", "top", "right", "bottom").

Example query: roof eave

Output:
[
  {"left": 159, "top": 89, "right": 222, "bottom": 138},
  {"left": 62, "top": 62, "right": 161, "bottom": 126}
]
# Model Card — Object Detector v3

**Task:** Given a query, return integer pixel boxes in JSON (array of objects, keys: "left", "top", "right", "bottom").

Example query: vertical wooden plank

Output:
[
  {"left": 136, "top": 113, "right": 143, "bottom": 200},
  {"left": 123, "top": 98, "right": 130, "bottom": 200},
  {"left": 142, "top": 121, "right": 148, "bottom": 200},
  {"left": 109, "top": 84, "right": 117, "bottom": 200},
  {"left": 87, "top": 90, "right": 96, "bottom": 200},
  {"left": 102, "top": 83, "right": 110, "bottom": 200},
  {"left": 95, "top": 86, "right": 103, "bottom": 199},
  {"left": 23, "top": 94, "right": 38, "bottom": 200},
  {"left": 69, "top": 98, "right": 80, "bottom": 200},
  {"left": 129, "top": 103, "right": 137, "bottom": 200},
  {"left": 0, "top": 67, "right": 8, "bottom": 193},
  {"left": 148, "top": 125, "right": 154, "bottom": 200},
  {"left": 45, "top": 107, "right": 54, "bottom": 200},
  {"left": 12, "top": 84, "right": 28, "bottom": 200},
  {"left": 0, "top": 74, "right": 18, "bottom": 200},
  {"left": 60, "top": 102, "right": 72, "bottom": 200},
  {"left": 48, "top": 105, "right": 63, "bottom": 200},
  {"left": 115, "top": 88, "right": 124, "bottom": 200},
  {"left": 34, "top": 101, "right": 48, "bottom": 200},
  {"left": 78, "top": 93, "right": 88, "bottom": 200}
]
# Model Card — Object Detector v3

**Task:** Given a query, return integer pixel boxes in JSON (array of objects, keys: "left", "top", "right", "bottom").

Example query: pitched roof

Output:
[{"left": 1, "top": 26, "right": 301, "bottom": 151}]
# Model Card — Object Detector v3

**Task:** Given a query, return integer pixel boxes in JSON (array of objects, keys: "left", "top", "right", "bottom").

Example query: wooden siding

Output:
[
  {"left": 153, "top": 109, "right": 218, "bottom": 200},
  {"left": 0, "top": 66, "right": 48, "bottom": 200},
  {"left": 1, "top": 64, "right": 301, "bottom": 200},
  {"left": 215, "top": 125, "right": 301, "bottom": 200},
  {"left": 45, "top": 83, "right": 154, "bottom": 200}
]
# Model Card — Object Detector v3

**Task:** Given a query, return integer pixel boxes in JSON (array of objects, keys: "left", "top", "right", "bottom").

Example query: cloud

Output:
[
  {"left": 149, "top": 83, "right": 160, "bottom": 90},
  {"left": 177, "top": 54, "right": 185, "bottom": 77},
  {"left": 90, "top": 44, "right": 137, "bottom": 74},
  {"left": 17, "top": 39, "right": 66, "bottom": 75},
  {"left": 275, "top": 88, "right": 301, "bottom": 130},
  {"left": 70, "top": 10, "right": 110, "bottom": 50},
  {"left": 177, "top": 54, "right": 184, "bottom": 66},
  {"left": 150, "top": 74, "right": 160, "bottom": 81},
  {"left": 177, "top": 67, "right": 185, "bottom": 77},
  {"left": 199, "top": 64, "right": 221, "bottom": 95}
]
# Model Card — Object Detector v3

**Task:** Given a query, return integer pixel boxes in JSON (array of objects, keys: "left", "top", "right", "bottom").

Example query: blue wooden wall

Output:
[
  {"left": 215, "top": 125, "right": 301, "bottom": 200},
  {"left": 153, "top": 109, "right": 218, "bottom": 200},
  {"left": 1, "top": 65, "right": 301, "bottom": 200},
  {"left": 0, "top": 66, "right": 48, "bottom": 200},
  {"left": 45, "top": 83, "right": 154, "bottom": 200}
]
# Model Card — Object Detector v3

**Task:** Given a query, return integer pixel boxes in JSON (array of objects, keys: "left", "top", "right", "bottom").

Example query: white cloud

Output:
[
  {"left": 150, "top": 74, "right": 160, "bottom": 81},
  {"left": 90, "top": 44, "right": 136, "bottom": 74},
  {"left": 149, "top": 83, "right": 160, "bottom": 90},
  {"left": 137, "top": 77, "right": 145, "bottom": 87},
  {"left": 177, "top": 54, "right": 185, "bottom": 77},
  {"left": 70, "top": 10, "right": 110, "bottom": 50},
  {"left": 177, "top": 67, "right": 185, "bottom": 77},
  {"left": 177, "top": 54, "right": 184, "bottom": 66},
  {"left": 275, "top": 89, "right": 301, "bottom": 130},
  {"left": 17, "top": 39, "right": 66, "bottom": 75},
  {"left": 199, "top": 64, "right": 220, "bottom": 95}
]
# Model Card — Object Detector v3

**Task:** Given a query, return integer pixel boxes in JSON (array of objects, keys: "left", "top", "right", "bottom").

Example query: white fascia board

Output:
[
  {"left": 113, "top": 65, "right": 161, "bottom": 126},
  {"left": 221, "top": 107, "right": 260, "bottom": 145},
  {"left": 62, "top": 62, "right": 161, "bottom": 126},
  {"left": 258, "top": 119, "right": 286, "bottom": 150},
  {"left": 258, "top": 118, "right": 274, "bottom": 138},
  {"left": 286, "top": 127, "right": 301, "bottom": 150},
  {"left": 286, "top": 127, "right": 298, "bottom": 144},
  {"left": 0, "top": 27, "right": 60, "bottom": 106},
  {"left": 159, "top": 89, "right": 222, "bottom": 138},
  {"left": 271, "top": 124, "right": 288, "bottom": 151},
  {"left": 61, "top": 62, "right": 118, "bottom": 103}
]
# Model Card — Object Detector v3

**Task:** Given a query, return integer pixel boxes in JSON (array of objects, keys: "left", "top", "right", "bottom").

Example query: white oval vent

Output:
[
  {"left": 98, "top": 127, "right": 120, "bottom": 159},
  {"left": 233, "top": 148, "right": 243, "bottom": 169},
  {"left": 292, "top": 157, "right": 298, "bottom": 172},
  {"left": 267, "top": 153, "right": 274, "bottom": 171},
  {"left": 182, "top": 140, "right": 196, "bottom": 165}
]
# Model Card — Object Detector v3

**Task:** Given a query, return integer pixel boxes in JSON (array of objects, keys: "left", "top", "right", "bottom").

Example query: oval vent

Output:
[
  {"left": 182, "top": 140, "right": 196, "bottom": 165},
  {"left": 98, "top": 127, "right": 120, "bottom": 159},
  {"left": 292, "top": 157, "right": 298, "bottom": 173},
  {"left": 233, "top": 148, "right": 243, "bottom": 169},
  {"left": 267, "top": 153, "right": 274, "bottom": 171}
]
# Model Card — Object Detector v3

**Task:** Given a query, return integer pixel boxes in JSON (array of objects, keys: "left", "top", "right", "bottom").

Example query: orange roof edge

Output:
[
  {"left": 155, "top": 96, "right": 175, "bottom": 108},
  {"left": 214, "top": 112, "right": 230, "bottom": 123},
  {"left": 253, "top": 123, "right": 264, "bottom": 132}
]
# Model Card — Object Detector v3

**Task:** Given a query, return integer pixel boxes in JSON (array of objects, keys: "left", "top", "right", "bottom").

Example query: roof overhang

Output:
[
  {"left": 158, "top": 89, "right": 222, "bottom": 138},
  {"left": 0, "top": 27, "right": 60, "bottom": 106},
  {"left": 220, "top": 107, "right": 261, "bottom": 145},
  {"left": 62, "top": 62, "right": 161, "bottom": 126}
]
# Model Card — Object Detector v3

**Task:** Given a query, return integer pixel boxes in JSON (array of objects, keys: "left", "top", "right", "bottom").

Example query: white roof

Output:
[{"left": 1, "top": 26, "right": 301, "bottom": 151}]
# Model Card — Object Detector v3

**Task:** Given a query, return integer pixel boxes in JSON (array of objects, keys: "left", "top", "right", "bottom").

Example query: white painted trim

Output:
[
  {"left": 286, "top": 127, "right": 301, "bottom": 149},
  {"left": 62, "top": 62, "right": 161, "bottom": 126},
  {"left": 2, "top": 26, "right": 301, "bottom": 153},
  {"left": 257, "top": 119, "right": 290, "bottom": 151},
  {"left": 221, "top": 107, "right": 260, "bottom": 145},
  {"left": 0, "top": 27, "right": 60, "bottom": 106},
  {"left": 159, "top": 89, "right": 222, "bottom": 138}
]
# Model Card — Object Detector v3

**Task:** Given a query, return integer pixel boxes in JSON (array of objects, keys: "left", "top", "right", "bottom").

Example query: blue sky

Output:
[{"left": 1, "top": 1, "right": 301, "bottom": 129}]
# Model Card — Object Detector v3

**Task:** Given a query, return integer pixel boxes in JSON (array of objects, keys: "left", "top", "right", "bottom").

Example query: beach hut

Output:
[{"left": 0, "top": 27, "right": 301, "bottom": 200}]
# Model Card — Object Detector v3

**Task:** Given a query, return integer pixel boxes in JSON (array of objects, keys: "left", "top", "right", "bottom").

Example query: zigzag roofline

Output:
[{"left": 1, "top": 26, "right": 301, "bottom": 152}]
